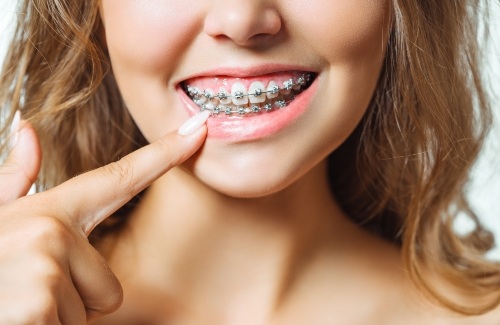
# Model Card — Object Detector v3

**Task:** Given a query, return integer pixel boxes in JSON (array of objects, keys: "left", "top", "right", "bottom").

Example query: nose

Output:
[{"left": 203, "top": 0, "right": 282, "bottom": 46}]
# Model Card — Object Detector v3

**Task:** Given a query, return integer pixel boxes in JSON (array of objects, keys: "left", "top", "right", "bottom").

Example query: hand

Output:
[{"left": 0, "top": 115, "right": 207, "bottom": 324}]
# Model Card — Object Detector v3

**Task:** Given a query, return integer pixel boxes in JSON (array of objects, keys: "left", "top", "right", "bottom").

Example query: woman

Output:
[{"left": 0, "top": 0, "right": 499, "bottom": 323}]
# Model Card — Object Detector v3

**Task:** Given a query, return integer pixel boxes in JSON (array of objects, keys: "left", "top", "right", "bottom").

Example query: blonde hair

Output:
[{"left": 1, "top": 0, "right": 499, "bottom": 315}]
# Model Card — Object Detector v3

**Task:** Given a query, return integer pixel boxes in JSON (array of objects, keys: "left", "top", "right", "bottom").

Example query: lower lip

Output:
[{"left": 177, "top": 78, "right": 318, "bottom": 142}]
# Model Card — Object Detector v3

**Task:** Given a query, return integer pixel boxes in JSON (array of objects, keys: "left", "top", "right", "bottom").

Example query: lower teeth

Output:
[{"left": 200, "top": 97, "right": 293, "bottom": 116}]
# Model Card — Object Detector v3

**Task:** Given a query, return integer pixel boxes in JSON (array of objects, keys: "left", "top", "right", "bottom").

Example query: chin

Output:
[
  {"left": 200, "top": 174, "right": 291, "bottom": 199},
  {"left": 183, "top": 141, "right": 331, "bottom": 199},
  {"left": 182, "top": 151, "right": 308, "bottom": 199},
  {"left": 193, "top": 165, "right": 292, "bottom": 199}
]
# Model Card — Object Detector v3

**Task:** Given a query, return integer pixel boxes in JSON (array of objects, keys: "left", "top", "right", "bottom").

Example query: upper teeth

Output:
[
  {"left": 231, "top": 82, "right": 248, "bottom": 105},
  {"left": 217, "top": 87, "right": 232, "bottom": 104},
  {"left": 283, "top": 79, "right": 294, "bottom": 90},
  {"left": 249, "top": 81, "right": 266, "bottom": 104},
  {"left": 266, "top": 81, "right": 280, "bottom": 99},
  {"left": 204, "top": 89, "right": 214, "bottom": 100}
]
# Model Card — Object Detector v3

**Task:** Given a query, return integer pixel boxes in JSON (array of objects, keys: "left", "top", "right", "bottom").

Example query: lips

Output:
[
  {"left": 177, "top": 69, "right": 319, "bottom": 141},
  {"left": 181, "top": 71, "right": 315, "bottom": 116}
]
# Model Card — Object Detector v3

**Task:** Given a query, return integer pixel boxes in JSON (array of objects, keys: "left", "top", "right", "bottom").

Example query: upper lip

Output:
[{"left": 175, "top": 64, "right": 319, "bottom": 86}]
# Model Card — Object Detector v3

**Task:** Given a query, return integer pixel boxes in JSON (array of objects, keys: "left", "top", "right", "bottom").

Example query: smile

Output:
[
  {"left": 177, "top": 69, "right": 319, "bottom": 141},
  {"left": 182, "top": 72, "right": 316, "bottom": 116}
]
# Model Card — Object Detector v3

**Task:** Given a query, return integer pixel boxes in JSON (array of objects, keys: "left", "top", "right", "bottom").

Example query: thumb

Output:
[{"left": 0, "top": 113, "right": 42, "bottom": 204}]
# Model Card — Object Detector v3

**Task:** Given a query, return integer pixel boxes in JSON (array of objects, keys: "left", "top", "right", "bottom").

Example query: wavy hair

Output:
[{"left": 0, "top": 0, "right": 499, "bottom": 315}]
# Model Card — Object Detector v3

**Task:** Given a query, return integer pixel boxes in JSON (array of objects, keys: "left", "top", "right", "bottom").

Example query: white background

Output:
[{"left": 1, "top": 1, "right": 499, "bottom": 258}]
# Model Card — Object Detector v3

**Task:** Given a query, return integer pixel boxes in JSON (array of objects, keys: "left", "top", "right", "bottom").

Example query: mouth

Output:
[
  {"left": 177, "top": 69, "right": 319, "bottom": 141},
  {"left": 180, "top": 71, "right": 316, "bottom": 117}
]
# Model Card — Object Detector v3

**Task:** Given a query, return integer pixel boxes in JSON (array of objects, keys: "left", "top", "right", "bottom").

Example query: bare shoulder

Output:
[
  {"left": 267, "top": 220, "right": 500, "bottom": 325},
  {"left": 371, "top": 276, "right": 500, "bottom": 325},
  {"left": 382, "top": 263, "right": 500, "bottom": 325},
  {"left": 411, "top": 307, "right": 500, "bottom": 325},
  {"left": 356, "top": 230, "right": 500, "bottom": 325},
  {"left": 382, "top": 261, "right": 500, "bottom": 325}
]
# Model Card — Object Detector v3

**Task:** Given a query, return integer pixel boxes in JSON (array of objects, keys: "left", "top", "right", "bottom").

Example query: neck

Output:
[{"left": 106, "top": 159, "right": 356, "bottom": 321}]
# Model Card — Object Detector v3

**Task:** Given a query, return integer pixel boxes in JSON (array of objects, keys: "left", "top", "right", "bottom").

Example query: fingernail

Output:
[
  {"left": 9, "top": 110, "right": 21, "bottom": 148},
  {"left": 178, "top": 111, "right": 210, "bottom": 136}
]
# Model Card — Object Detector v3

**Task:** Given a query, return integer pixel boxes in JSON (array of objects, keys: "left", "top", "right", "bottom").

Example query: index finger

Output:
[{"left": 48, "top": 124, "right": 207, "bottom": 236}]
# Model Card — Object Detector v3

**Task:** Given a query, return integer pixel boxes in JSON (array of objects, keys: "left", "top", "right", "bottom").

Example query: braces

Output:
[
  {"left": 184, "top": 73, "right": 313, "bottom": 116},
  {"left": 200, "top": 98, "right": 293, "bottom": 116},
  {"left": 185, "top": 73, "right": 312, "bottom": 101}
]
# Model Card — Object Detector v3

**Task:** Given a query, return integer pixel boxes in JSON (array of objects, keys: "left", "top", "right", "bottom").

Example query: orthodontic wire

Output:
[{"left": 186, "top": 75, "right": 311, "bottom": 101}]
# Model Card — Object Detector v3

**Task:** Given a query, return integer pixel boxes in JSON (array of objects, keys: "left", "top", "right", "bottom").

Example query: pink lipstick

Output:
[{"left": 177, "top": 69, "right": 318, "bottom": 142}]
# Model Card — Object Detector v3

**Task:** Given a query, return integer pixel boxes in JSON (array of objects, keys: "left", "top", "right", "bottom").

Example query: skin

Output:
[
  {"left": 95, "top": 0, "right": 396, "bottom": 322},
  {"left": 0, "top": 0, "right": 498, "bottom": 324},
  {"left": 100, "top": 0, "right": 390, "bottom": 198}
]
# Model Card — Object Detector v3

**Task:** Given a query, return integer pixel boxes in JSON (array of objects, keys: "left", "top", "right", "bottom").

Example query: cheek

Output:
[
  {"left": 300, "top": 0, "right": 392, "bottom": 137},
  {"left": 99, "top": 0, "right": 204, "bottom": 140},
  {"left": 287, "top": 0, "right": 391, "bottom": 61},
  {"left": 101, "top": 0, "right": 200, "bottom": 74}
]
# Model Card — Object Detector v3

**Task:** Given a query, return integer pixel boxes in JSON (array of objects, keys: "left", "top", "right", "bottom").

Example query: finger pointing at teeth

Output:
[{"left": 0, "top": 113, "right": 209, "bottom": 324}]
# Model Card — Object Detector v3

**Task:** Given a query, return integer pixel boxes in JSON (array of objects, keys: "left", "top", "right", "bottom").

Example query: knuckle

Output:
[
  {"left": 26, "top": 217, "right": 73, "bottom": 248},
  {"left": 32, "top": 256, "right": 67, "bottom": 288},
  {"left": 102, "top": 159, "right": 136, "bottom": 199}
]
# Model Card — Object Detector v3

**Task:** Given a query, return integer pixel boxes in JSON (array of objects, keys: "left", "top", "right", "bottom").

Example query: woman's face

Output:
[{"left": 99, "top": 0, "right": 392, "bottom": 197}]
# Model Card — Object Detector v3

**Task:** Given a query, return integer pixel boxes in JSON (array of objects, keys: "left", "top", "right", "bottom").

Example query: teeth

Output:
[
  {"left": 231, "top": 82, "right": 249, "bottom": 105},
  {"left": 281, "top": 79, "right": 293, "bottom": 95},
  {"left": 186, "top": 73, "right": 315, "bottom": 116},
  {"left": 217, "top": 87, "right": 232, "bottom": 105},
  {"left": 190, "top": 86, "right": 207, "bottom": 105},
  {"left": 293, "top": 77, "right": 302, "bottom": 90},
  {"left": 249, "top": 81, "right": 266, "bottom": 104},
  {"left": 202, "top": 100, "right": 294, "bottom": 116},
  {"left": 204, "top": 88, "right": 217, "bottom": 104},
  {"left": 188, "top": 86, "right": 202, "bottom": 100},
  {"left": 266, "top": 81, "right": 280, "bottom": 99},
  {"left": 204, "top": 102, "right": 216, "bottom": 111},
  {"left": 275, "top": 98, "right": 287, "bottom": 108},
  {"left": 283, "top": 79, "right": 294, "bottom": 91},
  {"left": 194, "top": 97, "right": 207, "bottom": 105}
]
